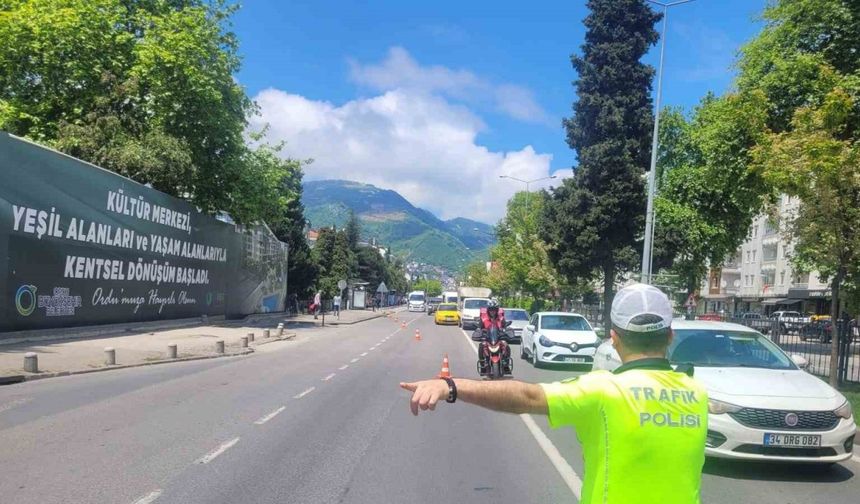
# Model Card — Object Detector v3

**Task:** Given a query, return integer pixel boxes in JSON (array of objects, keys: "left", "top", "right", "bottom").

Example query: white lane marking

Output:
[
  {"left": 459, "top": 329, "right": 582, "bottom": 500},
  {"left": 322, "top": 373, "right": 336, "bottom": 381},
  {"left": 131, "top": 490, "right": 162, "bottom": 504},
  {"left": 196, "top": 437, "right": 240, "bottom": 464},
  {"left": 350, "top": 358, "right": 360, "bottom": 363},
  {"left": 360, "top": 352, "right": 368, "bottom": 357},
  {"left": 294, "top": 387, "right": 316, "bottom": 399},
  {"left": 369, "top": 346, "right": 376, "bottom": 351},
  {"left": 339, "top": 365, "right": 349, "bottom": 370},
  {"left": 520, "top": 414, "right": 583, "bottom": 497},
  {"left": 852, "top": 454, "right": 860, "bottom": 465},
  {"left": 254, "top": 406, "right": 286, "bottom": 425}
]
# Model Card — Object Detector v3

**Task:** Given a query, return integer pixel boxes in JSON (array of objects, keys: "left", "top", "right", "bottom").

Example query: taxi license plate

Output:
[
  {"left": 763, "top": 433, "right": 821, "bottom": 448},
  {"left": 563, "top": 356, "right": 586, "bottom": 363}
]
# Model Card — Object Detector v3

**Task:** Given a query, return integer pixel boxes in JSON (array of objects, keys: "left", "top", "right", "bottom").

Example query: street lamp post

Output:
[
  {"left": 640, "top": 0, "right": 697, "bottom": 285},
  {"left": 498, "top": 175, "right": 558, "bottom": 214}
]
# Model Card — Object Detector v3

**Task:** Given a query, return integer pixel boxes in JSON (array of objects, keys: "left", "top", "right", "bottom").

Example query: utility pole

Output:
[{"left": 640, "top": 0, "right": 697, "bottom": 285}]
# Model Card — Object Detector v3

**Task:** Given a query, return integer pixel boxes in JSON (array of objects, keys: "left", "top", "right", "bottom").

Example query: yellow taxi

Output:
[{"left": 434, "top": 303, "right": 460, "bottom": 325}]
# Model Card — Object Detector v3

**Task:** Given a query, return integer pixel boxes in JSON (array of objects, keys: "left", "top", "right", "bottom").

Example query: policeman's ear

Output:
[{"left": 610, "top": 328, "right": 620, "bottom": 349}]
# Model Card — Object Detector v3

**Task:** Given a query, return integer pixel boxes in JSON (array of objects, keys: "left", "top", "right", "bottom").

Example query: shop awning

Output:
[
  {"left": 781, "top": 298, "right": 803, "bottom": 305},
  {"left": 762, "top": 298, "right": 786, "bottom": 305}
]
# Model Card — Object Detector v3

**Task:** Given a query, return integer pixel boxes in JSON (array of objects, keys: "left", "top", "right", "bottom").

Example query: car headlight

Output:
[
  {"left": 835, "top": 400, "right": 853, "bottom": 420},
  {"left": 708, "top": 399, "right": 742, "bottom": 415},
  {"left": 538, "top": 335, "right": 554, "bottom": 347}
]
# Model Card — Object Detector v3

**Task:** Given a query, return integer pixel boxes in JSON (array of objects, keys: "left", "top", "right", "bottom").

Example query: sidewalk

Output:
[{"left": 0, "top": 308, "right": 397, "bottom": 382}]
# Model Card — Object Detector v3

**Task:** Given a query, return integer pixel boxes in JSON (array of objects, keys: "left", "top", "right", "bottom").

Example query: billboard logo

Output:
[
  {"left": 15, "top": 285, "right": 37, "bottom": 316},
  {"left": 38, "top": 287, "right": 82, "bottom": 317}
]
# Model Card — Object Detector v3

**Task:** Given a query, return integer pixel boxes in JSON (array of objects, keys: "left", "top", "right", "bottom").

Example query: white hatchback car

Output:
[
  {"left": 593, "top": 320, "right": 856, "bottom": 464},
  {"left": 521, "top": 312, "right": 600, "bottom": 367}
]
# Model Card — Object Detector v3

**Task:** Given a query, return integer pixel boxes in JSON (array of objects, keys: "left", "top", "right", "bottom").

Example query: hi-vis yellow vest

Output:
[{"left": 542, "top": 359, "right": 708, "bottom": 504}]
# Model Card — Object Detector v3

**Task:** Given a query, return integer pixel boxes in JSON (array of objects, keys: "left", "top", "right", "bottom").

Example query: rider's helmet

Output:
[{"left": 487, "top": 298, "right": 500, "bottom": 317}]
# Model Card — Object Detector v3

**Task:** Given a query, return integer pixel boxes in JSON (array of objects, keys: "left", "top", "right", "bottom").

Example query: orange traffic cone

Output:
[
  {"left": 414, "top": 329, "right": 421, "bottom": 340},
  {"left": 437, "top": 354, "right": 451, "bottom": 378}
]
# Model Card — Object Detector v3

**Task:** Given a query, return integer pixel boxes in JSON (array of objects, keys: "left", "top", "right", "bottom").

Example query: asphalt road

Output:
[{"left": 0, "top": 310, "right": 857, "bottom": 504}]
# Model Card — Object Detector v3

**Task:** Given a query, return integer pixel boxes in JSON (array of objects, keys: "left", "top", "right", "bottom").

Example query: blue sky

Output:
[{"left": 233, "top": 0, "right": 767, "bottom": 222}]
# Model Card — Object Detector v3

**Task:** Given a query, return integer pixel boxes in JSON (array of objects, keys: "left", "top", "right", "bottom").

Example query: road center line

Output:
[
  {"left": 294, "top": 387, "right": 316, "bottom": 399},
  {"left": 254, "top": 406, "right": 286, "bottom": 425},
  {"left": 350, "top": 358, "right": 360, "bottom": 363},
  {"left": 360, "top": 352, "right": 368, "bottom": 356},
  {"left": 459, "top": 329, "right": 582, "bottom": 499},
  {"left": 196, "top": 437, "right": 240, "bottom": 464},
  {"left": 322, "top": 373, "right": 336, "bottom": 381},
  {"left": 339, "top": 364, "right": 349, "bottom": 370},
  {"left": 131, "top": 490, "right": 162, "bottom": 504}
]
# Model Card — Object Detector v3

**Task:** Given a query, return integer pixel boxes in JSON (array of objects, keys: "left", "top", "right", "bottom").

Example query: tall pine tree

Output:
[{"left": 543, "top": 0, "right": 660, "bottom": 326}]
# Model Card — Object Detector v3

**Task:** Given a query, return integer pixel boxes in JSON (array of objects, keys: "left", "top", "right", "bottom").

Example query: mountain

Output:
[{"left": 302, "top": 180, "right": 495, "bottom": 271}]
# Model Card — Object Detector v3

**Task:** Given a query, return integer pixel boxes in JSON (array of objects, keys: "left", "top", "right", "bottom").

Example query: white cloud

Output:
[
  {"left": 348, "top": 47, "right": 551, "bottom": 124},
  {"left": 251, "top": 87, "right": 560, "bottom": 223}
]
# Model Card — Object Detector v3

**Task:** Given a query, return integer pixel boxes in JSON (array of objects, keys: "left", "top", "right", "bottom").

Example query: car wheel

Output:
[
  {"left": 520, "top": 344, "right": 528, "bottom": 360},
  {"left": 532, "top": 346, "right": 542, "bottom": 368}
]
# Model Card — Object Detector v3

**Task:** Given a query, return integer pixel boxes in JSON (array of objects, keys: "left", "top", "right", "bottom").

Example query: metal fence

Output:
[{"left": 725, "top": 316, "right": 860, "bottom": 384}]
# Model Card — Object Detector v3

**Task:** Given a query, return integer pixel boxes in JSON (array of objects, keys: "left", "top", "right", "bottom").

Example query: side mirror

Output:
[
  {"left": 526, "top": 324, "right": 536, "bottom": 331},
  {"left": 504, "top": 320, "right": 513, "bottom": 327},
  {"left": 790, "top": 354, "right": 809, "bottom": 369}
]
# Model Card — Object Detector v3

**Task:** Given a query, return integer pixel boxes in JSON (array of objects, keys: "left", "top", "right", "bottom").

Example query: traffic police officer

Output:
[{"left": 401, "top": 283, "right": 708, "bottom": 504}]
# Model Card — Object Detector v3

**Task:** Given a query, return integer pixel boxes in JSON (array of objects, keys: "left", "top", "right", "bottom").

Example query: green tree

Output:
[
  {"left": 543, "top": 0, "right": 660, "bottom": 327},
  {"left": 412, "top": 279, "right": 443, "bottom": 297},
  {"left": 345, "top": 209, "right": 361, "bottom": 251},
  {"left": 736, "top": 0, "right": 860, "bottom": 385},
  {"left": 652, "top": 93, "right": 770, "bottom": 294},
  {"left": 0, "top": 0, "right": 282, "bottom": 225},
  {"left": 493, "top": 191, "right": 559, "bottom": 302},
  {"left": 313, "top": 228, "right": 354, "bottom": 298},
  {"left": 755, "top": 90, "right": 860, "bottom": 384}
]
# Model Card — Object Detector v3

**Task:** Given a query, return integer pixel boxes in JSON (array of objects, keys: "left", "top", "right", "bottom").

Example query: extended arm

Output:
[{"left": 399, "top": 378, "right": 548, "bottom": 416}]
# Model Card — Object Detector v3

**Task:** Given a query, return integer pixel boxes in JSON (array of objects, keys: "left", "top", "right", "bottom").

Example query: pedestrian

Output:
[
  {"left": 400, "top": 283, "right": 708, "bottom": 504},
  {"left": 313, "top": 290, "right": 321, "bottom": 319},
  {"left": 333, "top": 293, "right": 341, "bottom": 318}
]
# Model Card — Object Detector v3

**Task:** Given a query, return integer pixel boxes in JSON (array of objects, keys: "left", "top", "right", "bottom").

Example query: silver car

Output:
[{"left": 502, "top": 308, "right": 529, "bottom": 343}]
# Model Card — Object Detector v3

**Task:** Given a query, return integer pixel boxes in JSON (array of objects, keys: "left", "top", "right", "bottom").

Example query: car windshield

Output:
[
  {"left": 437, "top": 304, "right": 457, "bottom": 311},
  {"left": 464, "top": 299, "right": 489, "bottom": 309},
  {"left": 409, "top": 294, "right": 424, "bottom": 302},
  {"left": 669, "top": 329, "right": 795, "bottom": 369},
  {"left": 540, "top": 315, "right": 590, "bottom": 331},
  {"left": 445, "top": 296, "right": 458, "bottom": 303},
  {"left": 429, "top": 297, "right": 442, "bottom": 303},
  {"left": 505, "top": 310, "right": 529, "bottom": 321}
]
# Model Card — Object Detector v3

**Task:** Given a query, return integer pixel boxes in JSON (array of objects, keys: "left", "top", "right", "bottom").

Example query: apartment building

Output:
[{"left": 700, "top": 195, "right": 832, "bottom": 317}]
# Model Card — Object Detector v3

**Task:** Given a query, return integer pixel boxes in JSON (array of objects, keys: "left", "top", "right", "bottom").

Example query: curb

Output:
[
  {"left": 324, "top": 312, "right": 389, "bottom": 326},
  {"left": 250, "top": 333, "right": 297, "bottom": 347},
  {"left": 9, "top": 348, "right": 255, "bottom": 383}
]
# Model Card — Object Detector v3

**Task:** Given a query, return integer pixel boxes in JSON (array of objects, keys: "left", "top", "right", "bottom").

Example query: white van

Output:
[
  {"left": 442, "top": 291, "right": 458, "bottom": 304},
  {"left": 407, "top": 291, "right": 426, "bottom": 312}
]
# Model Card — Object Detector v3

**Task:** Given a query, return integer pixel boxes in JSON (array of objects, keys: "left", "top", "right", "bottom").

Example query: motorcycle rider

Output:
[{"left": 475, "top": 299, "right": 511, "bottom": 373}]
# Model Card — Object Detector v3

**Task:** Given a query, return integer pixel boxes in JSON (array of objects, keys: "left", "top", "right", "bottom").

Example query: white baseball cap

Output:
[{"left": 610, "top": 283, "right": 673, "bottom": 333}]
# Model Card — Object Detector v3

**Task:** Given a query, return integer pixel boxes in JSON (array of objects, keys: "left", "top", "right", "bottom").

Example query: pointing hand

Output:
[{"left": 400, "top": 380, "right": 449, "bottom": 416}]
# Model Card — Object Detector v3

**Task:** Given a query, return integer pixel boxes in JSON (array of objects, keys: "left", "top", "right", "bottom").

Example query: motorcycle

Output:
[{"left": 477, "top": 321, "right": 514, "bottom": 379}]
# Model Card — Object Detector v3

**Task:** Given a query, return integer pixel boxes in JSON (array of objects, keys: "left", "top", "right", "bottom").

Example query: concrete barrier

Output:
[
  {"left": 24, "top": 352, "right": 38, "bottom": 373},
  {"left": 247, "top": 332, "right": 255, "bottom": 342},
  {"left": 216, "top": 340, "right": 225, "bottom": 354},
  {"left": 167, "top": 344, "right": 178, "bottom": 359},
  {"left": 241, "top": 336, "right": 248, "bottom": 348},
  {"left": 263, "top": 329, "right": 271, "bottom": 339},
  {"left": 104, "top": 347, "right": 116, "bottom": 365}
]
